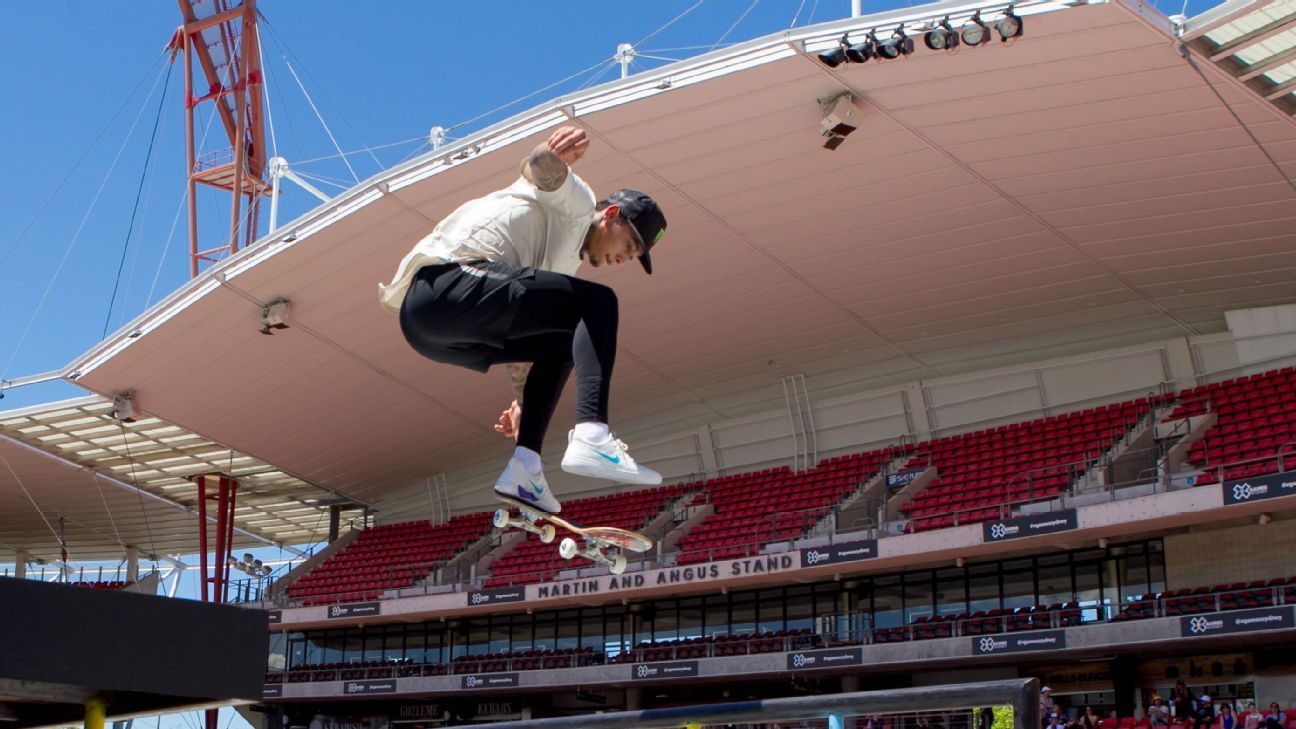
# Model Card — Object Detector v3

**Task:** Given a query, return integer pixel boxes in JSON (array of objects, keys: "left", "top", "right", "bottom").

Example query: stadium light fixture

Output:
[
  {"left": 924, "top": 17, "right": 960, "bottom": 50},
  {"left": 997, "top": 6, "right": 1024, "bottom": 41},
  {"left": 845, "top": 35, "right": 875, "bottom": 63},
  {"left": 875, "top": 27, "right": 915, "bottom": 59},
  {"left": 817, "top": 34, "right": 850, "bottom": 67},
  {"left": 961, "top": 12, "right": 992, "bottom": 46}
]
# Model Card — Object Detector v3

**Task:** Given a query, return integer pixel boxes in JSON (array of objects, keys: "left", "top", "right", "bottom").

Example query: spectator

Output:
[
  {"left": 1172, "top": 682, "right": 1193, "bottom": 720},
  {"left": 1264, "top": 703, "right": 1287, "bottom": 729},
  {"left": 1042, "top": 688, "right": 1055, "bottom": 728},
  {"left": 1149, "top": 696, "right": 1171, "bottom": 727},
  {"left": 1220, "top": 704, "right": 1237, "bottom": 729},
  {"left": 1243, "top": 703, "right": 1262, "bottom": 729},
  {"left": 1078, "top": 706, "right": 1100, "bottom": 729},
  {"left": 1192, "top": 695, "right": 1214, "bottom": 729}
]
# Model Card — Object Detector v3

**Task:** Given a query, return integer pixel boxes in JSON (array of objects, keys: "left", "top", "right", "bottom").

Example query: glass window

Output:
[
  {"left": 786, "top": 587, "right": 814, "bottom": 633},
  {"left": 509, "top": 613, "right": 533, "bottom": 654},
  {"left": 1118, "top": 546, "right": 1150, "bottom": 602},
  {"left": 557, "top": 610, "right": 580, "bottom": 650},
  {"left": 872, "top": 576, "right": 903, "bottom": 629},
  {"left": 1037, "top": 554, "right": 1072, "bottom": 607},
  {"left": 904, "top": 572, "right": 934, "bottom": 623},
  {"left": 489, "top": 617, "right": 510, "bottom": 654},
  {"left": 341, "top": 628, "right": 364, "bottom": 664},
  {"left": 634, "top": 605, "right": 654, "bottom": 647},
  {"left": 1148, "top": 541, "right": 1166, "bottom": 595},
  {"left": 654, "top": 601, "right": 680, "bottom": 642},
  {"left": 466, "top": 619, "right": 489, "bottom": 656},
  {"left": 604, "top": 607, "right": 627, "bottom": 657},
  {"left": 815, "top": 586, "right": 840, "bottom": 623},
  {"left": 758, "top": 588, "right": 784, "bottom": 634},
  {"left": 968, "top": 564, "right": 999, "bottom": 614},
  {"left": 936, "top": 568, "right": 967, "bottom": 618},
  {"left": 287, "top": 633, "right": 305, "bottom": 669},
  {"left": 679, "top": 598, "right": 704, "bottom": 640},
  {"left": 704, "top": 595, "right": 729, "bottom": 638},
  {"left": 731, "top": 596, "right": 756, "bottom": 635},
  {"left": 533, "top": 612, "right": 556, "bottom": 651},
  {"left": 426, "top": 629, "right": 444, "bottom": 665},
  {"left": 384, "top": 626, "right": 405, "bottom": 662},
  {"left": 579, "top": 608, "right": 604, "bottom": 651},
  {"left": 363, "top": 628, "right": 384, "bottom": 661},
  {"left": 1002, "top": 559, "right": 1035, "bottom": 610},
  {"left": 268, "top": 632, "right": 287, "bottom": 671},
  {"left": 305, "top": 632, "right": 325, "bottom": 666}
]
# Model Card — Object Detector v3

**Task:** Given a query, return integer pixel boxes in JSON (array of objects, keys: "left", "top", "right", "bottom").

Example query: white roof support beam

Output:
[
  {"left": 1236, "top": 44, "right": 1296, "bottom": 80},
  {"left": 1209, "top": 8, "right": 1296, "bottom": 60}
]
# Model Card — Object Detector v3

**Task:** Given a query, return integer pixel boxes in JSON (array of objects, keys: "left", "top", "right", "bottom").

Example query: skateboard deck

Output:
[{"left": 494, "top": 496, "right": 652, "bottom": 575}]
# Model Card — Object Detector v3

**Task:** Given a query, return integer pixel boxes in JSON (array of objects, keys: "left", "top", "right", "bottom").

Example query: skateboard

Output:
[{"left": 493, "top": 496, "right": 653, "bottom": 575}]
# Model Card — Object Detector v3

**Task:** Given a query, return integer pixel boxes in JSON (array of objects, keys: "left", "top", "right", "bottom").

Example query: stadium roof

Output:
[
  {"left": 0, "top": 396, "right": 362, "bottom": 561},
  {"left": 28, "top": 0, "right": 1296, "bottom": 522}
]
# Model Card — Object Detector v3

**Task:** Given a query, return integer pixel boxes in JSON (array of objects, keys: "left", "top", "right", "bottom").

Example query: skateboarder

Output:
[{"left": 379, "top": 125, "right": 667, "bottom": 515}]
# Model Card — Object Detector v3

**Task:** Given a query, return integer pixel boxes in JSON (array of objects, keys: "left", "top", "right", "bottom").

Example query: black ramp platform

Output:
[{"left": 0, "top": 577, "right": 268, "bottom": 728}]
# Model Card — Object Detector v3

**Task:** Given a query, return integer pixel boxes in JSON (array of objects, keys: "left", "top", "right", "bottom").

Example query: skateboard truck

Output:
[
  {"left": 493, "top": 506, "right": 556, "bottom": 544},
  {"left": 559, "top": 536, "right": 628, "bottom": 575}
]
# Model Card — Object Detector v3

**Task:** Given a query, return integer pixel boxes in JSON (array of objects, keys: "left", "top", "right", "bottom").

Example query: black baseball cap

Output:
[{"left": 607, "top": 188, "right": 666, "bottom": 274}]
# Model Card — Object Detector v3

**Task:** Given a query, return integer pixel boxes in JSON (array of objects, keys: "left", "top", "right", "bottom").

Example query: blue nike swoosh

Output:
[
  {"left": 516, "top": 488, "right": 541, "bottom": 504},
  {"left": 596, "top": 451, "right": 621, "bottom": 464},
  {"left": 530, "top": 480, "right": 545, "bottom": 494}
]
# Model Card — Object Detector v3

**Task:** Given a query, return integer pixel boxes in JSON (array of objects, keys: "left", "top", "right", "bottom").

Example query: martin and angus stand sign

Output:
[
  {"left": 1223, "top": 472, "right": 1296, "bottom": 505},
  {"left": 982, "top": 510, "right": 1077, "bottom": 543}
]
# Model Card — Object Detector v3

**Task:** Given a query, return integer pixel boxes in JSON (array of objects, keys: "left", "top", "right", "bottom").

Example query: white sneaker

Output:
[
  {"left": 561, "top": 430, "right": 662, "bottom": 485},
  {"left": 493, "top": 457, "right": 562, "bottom": 514}
]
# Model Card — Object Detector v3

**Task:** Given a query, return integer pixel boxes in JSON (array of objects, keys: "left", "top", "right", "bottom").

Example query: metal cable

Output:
[
  {"left": 116, "top": 421, "right": 159, "bottom": 559},
  {"left": 0, "top": 452, "right": 62, "bottom": 548},
  {"left": 103, "top": 61, "right": 175, "bottom": 338}
]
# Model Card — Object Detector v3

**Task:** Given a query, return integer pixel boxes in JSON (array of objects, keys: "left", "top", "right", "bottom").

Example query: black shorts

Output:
[{"left": 399, "top": 260, "right": 538, "bottom": 373}]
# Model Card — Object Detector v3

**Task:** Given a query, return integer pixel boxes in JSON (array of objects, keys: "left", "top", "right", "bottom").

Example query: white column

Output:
[
  {"left": 126, "top": 546, "right": 141, "bottom": 582},
  {"left": 14, "top": 550, "right": 28, "bottom": 579}
]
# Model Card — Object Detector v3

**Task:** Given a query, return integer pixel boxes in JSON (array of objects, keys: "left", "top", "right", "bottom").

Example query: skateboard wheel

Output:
[
  {"left": 558, "top": 537, "right": 578, "bottom": 560},
  {"left": 539, "top": 524, "right": 556, "bottom": 544},
  {"left": 610, "top": 554, "right": 627, "bottom": 575},
  {"left": 492, "top": 509, "right": 510, "bottom": 529}
]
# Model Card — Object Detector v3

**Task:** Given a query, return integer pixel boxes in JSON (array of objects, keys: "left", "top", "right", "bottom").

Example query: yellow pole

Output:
[
  {"left": 84, "top": 697, "right": 106, "bottom": 729},
  {"left": 684, "top": 723, "right": 704, "bottom": 729}
]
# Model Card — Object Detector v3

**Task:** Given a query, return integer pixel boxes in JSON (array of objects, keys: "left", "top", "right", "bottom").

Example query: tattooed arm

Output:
[
  {"left": 522, "top": 126, "right": 589, "bottom": 192},
  {"left": 507, "top": 363, "right": 532, "bottom": 404}
]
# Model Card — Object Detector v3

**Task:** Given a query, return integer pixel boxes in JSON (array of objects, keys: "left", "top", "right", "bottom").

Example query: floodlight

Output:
[
  {"left": 243, "top": 553, "right": 255, "bottom": 564},
  {"left": 260, "top": 565, "right": 273, "bottom": 577},
  {"left": 924, "top": 18, "right": 960, "bottom": 50},
  {"left": 226, "top": 556, "right": 238, "bottom": 568},
  {"left": 875, "top": 27, "right": 915, "bottom": 59},
  {"left": 817, "top": 35, "right": 850, "bottom": 67},
  {"left": 997, "top": 6, "right": 1024, "bottom": 40},
  {"left": 845, "top": 37, "right": 875, "bottom": 63},
  {"left": 961, "top": 12, "right": 991, "bottom": 46},
  {"left": 819, "top": 93, "right": 858, "bottom": 151}
]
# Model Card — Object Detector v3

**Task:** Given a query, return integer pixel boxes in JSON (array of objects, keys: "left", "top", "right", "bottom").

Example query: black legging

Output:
[
  {"left": 400, "top": 263, "right": 618, "bottom": 454},
  {"left": 500, "top": 269, "right": 618, "bottom": 453}
]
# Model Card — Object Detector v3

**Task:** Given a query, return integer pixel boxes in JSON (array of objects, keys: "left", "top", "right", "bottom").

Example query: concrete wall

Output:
[{"left": 1164, "top": 522, "right": 1296, "bottom": 590}]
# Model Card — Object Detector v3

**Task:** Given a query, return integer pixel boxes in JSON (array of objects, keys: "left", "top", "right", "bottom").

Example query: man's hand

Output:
[
  {"left": 547, "top": 126, "right": 589, "bottom": 166},
  {"left": 495, "top": 400, "right": 522, "bottom": 442}
]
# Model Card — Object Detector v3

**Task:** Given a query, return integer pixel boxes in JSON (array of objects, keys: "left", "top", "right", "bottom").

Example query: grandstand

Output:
[{"left": 4, "top": 0, "right": 1296, "bottom": 726}]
